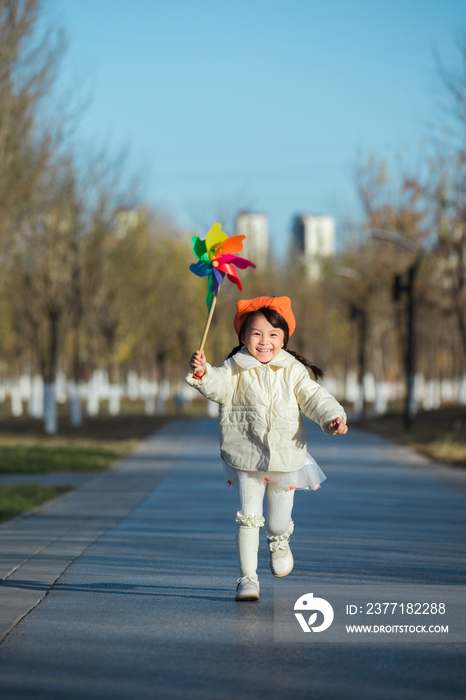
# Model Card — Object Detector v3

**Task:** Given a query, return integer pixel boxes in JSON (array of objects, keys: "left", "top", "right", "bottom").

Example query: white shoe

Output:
[
  {"left": 235, "top": 575, "right": 260, "bottom": 601},
  {"left": 268, "top": 538, "right": 294, "bottom": 578}
]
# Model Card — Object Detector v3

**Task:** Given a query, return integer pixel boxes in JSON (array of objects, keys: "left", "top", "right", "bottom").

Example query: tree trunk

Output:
[{"left": 43, "top": 310, "right": 59, "bottom": 434}]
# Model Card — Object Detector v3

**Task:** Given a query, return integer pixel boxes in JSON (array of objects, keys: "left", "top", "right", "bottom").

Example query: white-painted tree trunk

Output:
[
  {"left": 138, "top": 377, "right": 147, "bottom": 400},
  {"left": 68, "top": 382, "right": 83, "bottom": 426},
  {"left": 19, "top": 375, "right": 32, "bottom": 402},
  {"left": 353, "top": 389, "right": 363, "bottom": 415},
  {"left": 432, "top": 380, "right": 441, "bottom": 409},
  {"left": 414, "top": 373, "right": 425, "bottom": 406},
  {"left": 423, "top": 380, "right": 441, "bottom": 410},
  {"left": 28, "top": 376, "right": 44, "bottom": 418},
  {"left": 144, "top": 395, "right": 156, "bottom": 415},
  {"left": 11, "top": 386, "right": 23, "bottom": 416},
  {"left": 91, "top": 370, "right": 109, "bottom": 402},
  {"left": 423, "top": 381, "right": 433, "bottom": 410},
  {"left": 43, "top": 382, "right": 57, "bottom": 434},
  {"left": 142, "top": 380, "right": 158, "bottom": 415},
  {"left": 108, "top": 386, "right": 121, "bottom": 415},
  {"left": 55, "top": 371, "right": 68, "bottom": 404},
  {"left": 86, "top": 383, "right": 100, "bottom": 416},
  {"left": 127, "top": 371, "right": 139, "bottom": 400},
  {"left": 440, "top": 379, "right": 453, "bottom": 402},
  {"left": 374, "top": 382, "right": 388, "bottom": 415},
  {"left": 345, "top": 371, "right": 359, "bottom": 403},
  {"left": 458, "top": 375, "right": 466, "bottom": 405},
  {"left": 363, "top": 373, "right": 376, "bottom": 403}
]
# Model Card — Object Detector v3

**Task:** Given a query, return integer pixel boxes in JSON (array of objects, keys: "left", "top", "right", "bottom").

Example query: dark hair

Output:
[{"left": 226, "top": 307, "right": 324, "bottom": 380}]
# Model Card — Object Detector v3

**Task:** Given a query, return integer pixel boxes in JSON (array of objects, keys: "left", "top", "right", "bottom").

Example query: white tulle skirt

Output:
[{"left": 223, "top": 452, "right": 327, "bottom": 493}]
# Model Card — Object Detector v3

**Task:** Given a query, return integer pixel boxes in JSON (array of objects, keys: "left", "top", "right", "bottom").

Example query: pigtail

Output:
[
  {"left": 285, "top": 350, "right": 324, "bottom": 381},
  {"left": 227, "top": 343, "right": 244, "bottom": 359}
]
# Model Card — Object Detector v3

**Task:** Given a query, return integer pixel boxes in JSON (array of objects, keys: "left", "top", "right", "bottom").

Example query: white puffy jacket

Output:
[{"left": 186, "top": 348, "right": 347, "bottom": 473}]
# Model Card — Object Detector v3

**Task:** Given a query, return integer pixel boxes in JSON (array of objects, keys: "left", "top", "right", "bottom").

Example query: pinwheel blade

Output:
[
  {"left": 226, "top": 270, "right": 242, "bottom": 291},
  {"left": 216, "top": 262, "right": 242, "bottom": 290},
  {"left": 200, "top": 251, "right": 211, "bottom": 264},
  {"left": 192, "top": 235, "right": 207, "bottom": 261},
  {"left": 205, "top": 223, "right": 228, "bottom": 259},
  {"left": 190, "top": 261, "right": 212, "bottom": 277},
  {"left": 214, "top": 254, "right": 256, "bottom": 269},
  {"left": 210, "top": 267, "right": 224, "bottom": 291},
  {"left": 213, "top": 235, "right": 246, "bottom": 257}
]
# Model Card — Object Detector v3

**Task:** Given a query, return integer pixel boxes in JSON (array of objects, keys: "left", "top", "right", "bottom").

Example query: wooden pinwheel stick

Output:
[
  {"left": 198, "top": 290, "right": 218, "bottom": 354},
  {"left": 191, "top": 291, "right": 219, "bottom": 373}
]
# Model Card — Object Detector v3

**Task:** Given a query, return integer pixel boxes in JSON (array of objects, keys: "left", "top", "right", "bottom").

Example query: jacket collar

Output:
[{"left": 232, "top": 348, "right": 295, "bottom": 370}]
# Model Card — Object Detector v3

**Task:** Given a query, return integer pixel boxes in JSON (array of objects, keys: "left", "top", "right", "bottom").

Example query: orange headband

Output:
[{"left": 233, "top": 296, "right": 296, "bottom": 337}]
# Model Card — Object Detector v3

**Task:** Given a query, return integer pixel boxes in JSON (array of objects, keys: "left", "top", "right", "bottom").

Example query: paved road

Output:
[{"left": 0, "top": 418, "right": 465, "bottom": 699}]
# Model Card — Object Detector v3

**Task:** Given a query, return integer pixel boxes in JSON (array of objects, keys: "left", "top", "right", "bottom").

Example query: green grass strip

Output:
[
  {"left": 0, "top": 484, "right": 71, "bottom": 524},
  {"left": 0, "top": 439, "right": 139, "bottom": 473}
]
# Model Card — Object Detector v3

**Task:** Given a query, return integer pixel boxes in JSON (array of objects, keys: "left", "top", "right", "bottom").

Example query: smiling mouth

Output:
[{"left": 257, "top": 348, "right": 272, "bottom": 354}]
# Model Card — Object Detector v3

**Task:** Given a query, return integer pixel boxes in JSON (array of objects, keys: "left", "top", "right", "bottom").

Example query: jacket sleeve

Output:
[
  {"left": 293, "top": 364, "right": 347, "bottom": 435},
  {"left": 185, "top": 361, "right": 231, "bottom": 405}
]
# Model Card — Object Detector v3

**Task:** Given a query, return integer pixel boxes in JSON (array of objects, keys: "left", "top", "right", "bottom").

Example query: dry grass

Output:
[{"left": 353, "top": 405, "right": 466, "bottom": 468}]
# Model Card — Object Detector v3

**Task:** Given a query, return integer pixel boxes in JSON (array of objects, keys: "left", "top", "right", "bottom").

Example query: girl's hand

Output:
[
  {"left": 190, "top": 350, "right": 206, "bottom": 377},
  {"left": 329, "top": 417, "right": 348, "bottom": 435}
]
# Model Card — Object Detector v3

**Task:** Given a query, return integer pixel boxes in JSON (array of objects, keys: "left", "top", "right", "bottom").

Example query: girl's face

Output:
[{"left": 242, "top": 312, "right": 285, "bottom": 364}]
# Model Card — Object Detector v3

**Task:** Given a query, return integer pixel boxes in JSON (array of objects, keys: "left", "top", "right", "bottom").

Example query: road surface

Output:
[{"left": 0, "top": 418, "right": 465, "bottom": 699}]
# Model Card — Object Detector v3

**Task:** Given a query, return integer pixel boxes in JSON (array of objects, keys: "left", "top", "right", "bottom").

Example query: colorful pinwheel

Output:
[{"left": 190, "top": 223, "right": 256, "bottom": 309}]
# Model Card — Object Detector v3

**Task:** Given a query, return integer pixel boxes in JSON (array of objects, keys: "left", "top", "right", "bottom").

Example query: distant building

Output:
[
  {"left": 291, "top": 214, "right": 335, "bottom": 278},
  {"left": 235, "top": 212, "right": 269, "bottom": 268}
]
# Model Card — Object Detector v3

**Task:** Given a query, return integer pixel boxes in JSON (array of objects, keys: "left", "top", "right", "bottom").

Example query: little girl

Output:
[{"left": 187, "top": 296, "right": 348, "bottom": 602}]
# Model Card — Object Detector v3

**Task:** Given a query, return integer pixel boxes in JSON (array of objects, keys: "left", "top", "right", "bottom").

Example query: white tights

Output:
[{"left": 235, "top": 477, "right": 295, "bottom": 578}]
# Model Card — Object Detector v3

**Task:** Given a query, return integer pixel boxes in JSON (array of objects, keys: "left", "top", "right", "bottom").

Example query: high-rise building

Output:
[
  {"left": 291, "top": 214, "right": 335, "bottom": 278},
  {"left": 235, "top": 212, "right": 269, "bottom": 268}
]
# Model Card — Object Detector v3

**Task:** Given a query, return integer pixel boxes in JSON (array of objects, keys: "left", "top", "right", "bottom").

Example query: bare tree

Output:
[
  {"left": 430, "top": 36, "right": 466, "bottom": 370},
  {"left": 0, "top": 0, "right": 65, "bottom": 261}
]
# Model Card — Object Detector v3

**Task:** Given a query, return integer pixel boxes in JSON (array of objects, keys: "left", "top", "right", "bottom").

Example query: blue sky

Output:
[{"left": 55, "top": 0, "right": 466, "bottom": 257}]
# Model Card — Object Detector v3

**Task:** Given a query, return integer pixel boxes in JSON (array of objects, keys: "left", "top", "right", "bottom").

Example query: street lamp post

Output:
[
  {"left": 350, "top": 302, "right": 367, "bottom": 419},
  {"left": 370, "top": 229, "right": 423, "bottom": 431}
]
